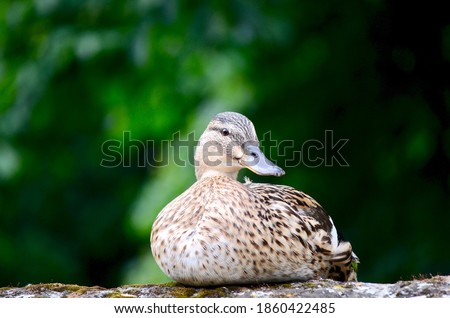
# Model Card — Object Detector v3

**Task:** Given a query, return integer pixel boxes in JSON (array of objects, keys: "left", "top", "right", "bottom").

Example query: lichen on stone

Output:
[{"left": 0, "top": 276, "right": 449, "bottom": 298}]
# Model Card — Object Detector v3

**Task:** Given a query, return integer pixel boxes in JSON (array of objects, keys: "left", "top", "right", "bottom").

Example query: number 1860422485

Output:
[{"left": 256, "top": 302, "right": 335, "bottom": 314}]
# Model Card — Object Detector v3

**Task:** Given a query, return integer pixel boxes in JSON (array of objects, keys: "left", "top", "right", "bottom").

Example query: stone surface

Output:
[{"left": 1, "top": 276, "right": 449, "bottom": 298}]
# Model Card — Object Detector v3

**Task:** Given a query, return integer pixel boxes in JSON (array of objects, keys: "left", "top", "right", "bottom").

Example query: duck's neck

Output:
[
  {"left": 195, "top": 166, "right": 239, "bottom": 181},
  {"left": 194, "top": 139, "right": 241, "bottom": 181}
]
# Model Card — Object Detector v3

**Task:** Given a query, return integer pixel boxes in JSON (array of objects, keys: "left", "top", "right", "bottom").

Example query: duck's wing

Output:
[
  {"left": 244, "top": 179, "right": 335, "bottom": 240},
  {"left": 244, "top": 179, "right": 358, "bottom": 281}
]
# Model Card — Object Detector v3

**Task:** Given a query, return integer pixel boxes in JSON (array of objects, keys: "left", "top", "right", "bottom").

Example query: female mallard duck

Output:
[{"left": 151, "top": 112, "right": 358, "bottom": 286}]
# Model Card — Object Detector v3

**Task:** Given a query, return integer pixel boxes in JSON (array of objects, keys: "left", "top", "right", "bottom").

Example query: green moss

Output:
[
  {"left": 52, "top": 284, "right": 83, "bottom": 293},
  {"left": 332, "top": 285, "right": 345, "bottom": 289},
  {"left": 170, "top": 287, "right": 197, "bottom": 298},
  {"left": 351, "top": 260, "right": 359, "bottom": 273},
  {"left": 121, "top": 284, "right": 148, "bottom": 288},
  {"left": 106, "top": 291, "right": 136, "bottom": 298},
  {"left": 192, "top": 287, "right": 228, "bottom": 298},
  {"left": 23, "top": 283, "right": 83, "bottom": 293},
  {"left": 343, "top": 283, "right": 355, "bottom": 289},
  {"left": 162, "top": 282, "right": 185, "bottom": 287}
]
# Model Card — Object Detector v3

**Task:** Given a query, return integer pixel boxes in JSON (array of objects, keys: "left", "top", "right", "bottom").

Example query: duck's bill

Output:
[{"left": 239, "top": 143, "right": 285, "bottom": 177}]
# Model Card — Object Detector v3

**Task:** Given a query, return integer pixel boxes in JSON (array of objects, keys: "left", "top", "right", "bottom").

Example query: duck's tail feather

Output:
[{"left": 327, "top": 241, "right": 359, "bottom": 282}]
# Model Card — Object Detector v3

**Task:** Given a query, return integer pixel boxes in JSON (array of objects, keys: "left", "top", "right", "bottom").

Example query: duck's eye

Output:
[{"left": 221, "top": 128, "right": 230, "bottom": 136}]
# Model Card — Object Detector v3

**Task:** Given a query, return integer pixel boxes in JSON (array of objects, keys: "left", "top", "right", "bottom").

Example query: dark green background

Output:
[{"left": 1, "top": 0, "right": 449, "bottom": 287}]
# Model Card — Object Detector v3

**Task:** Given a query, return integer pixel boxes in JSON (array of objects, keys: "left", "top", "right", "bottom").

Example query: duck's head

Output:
[{"left": 194, "top": 112, "right": 285, "bottom": 180}]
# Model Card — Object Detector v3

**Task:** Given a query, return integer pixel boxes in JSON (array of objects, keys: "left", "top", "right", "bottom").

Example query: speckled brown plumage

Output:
[{"left": 151, "top": 112, "right": 358, "bottom": 286}]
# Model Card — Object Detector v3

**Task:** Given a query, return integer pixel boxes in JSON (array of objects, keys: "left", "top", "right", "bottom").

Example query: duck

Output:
[{"left": 150, "top": 111, "right": 358, "bottom": 286}]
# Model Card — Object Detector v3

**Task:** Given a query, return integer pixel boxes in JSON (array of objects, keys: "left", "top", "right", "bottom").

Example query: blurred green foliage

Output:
[{"left": 1, "top": 0, "right": 449, "bottom": 287}]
